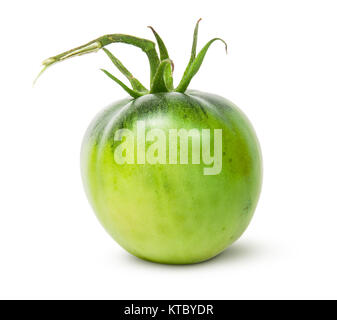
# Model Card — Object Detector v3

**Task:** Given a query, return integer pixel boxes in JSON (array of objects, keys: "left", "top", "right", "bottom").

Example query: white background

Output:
[{"left": 0, "top": 0, "right": 336, "bottom": 299}]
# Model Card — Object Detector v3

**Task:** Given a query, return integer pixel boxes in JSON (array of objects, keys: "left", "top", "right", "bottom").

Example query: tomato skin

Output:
[{"left": 81, "top": 90, "right": 262, "bottom": 264}]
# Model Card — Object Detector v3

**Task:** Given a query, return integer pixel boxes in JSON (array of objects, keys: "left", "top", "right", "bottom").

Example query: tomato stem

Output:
[
  {"left": 35, "top": 20, "right": 228, "bottom": 97},
  {"left": 35, "top": 34, "right": 160, "bottom": 88}
]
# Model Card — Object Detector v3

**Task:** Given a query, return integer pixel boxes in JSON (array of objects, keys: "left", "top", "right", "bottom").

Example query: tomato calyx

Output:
[{"left": 34, "top": 19, "right": 227, "bottom": 98}]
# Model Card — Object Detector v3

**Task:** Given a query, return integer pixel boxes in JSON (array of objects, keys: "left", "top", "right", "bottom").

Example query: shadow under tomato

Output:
[{"left": 121, "top": 240, "right": 265, "bottom": 268}]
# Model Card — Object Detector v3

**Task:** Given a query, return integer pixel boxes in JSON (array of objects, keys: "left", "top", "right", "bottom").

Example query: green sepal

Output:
[
  {"left": 150, "top": 59, "right": 172, "bottom": 93},
  {"left": 102, "top": 48, "right": 148, "bottom": 93},
  {"left": 187, "top": 19, "right": 202, "bottom": 71},
  {"left": 163, "top": 62, "right": 174, "bottom": 90},
  {"left": 175, "top": 38, "right": 227, "bottom": 93},
  {"left": 148, "top": 26, "right": 169, "bottom": 60},
  {"left": 148, "top": 26, "right": 174, "bottom": 91},
  {"left": 173, "top": 19, "right": 201, "bottom": 92},
  {"left": 100, "top": 69, "right": 144, "bottom": 99}
]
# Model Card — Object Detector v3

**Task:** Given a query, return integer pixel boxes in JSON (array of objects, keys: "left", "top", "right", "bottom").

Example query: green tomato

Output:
[
  {"left": 81, "top": 90, "right": 262, "bottom": 264},
  {"left": 38, "top": 21, "right": 262, "bottom": 264}
]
